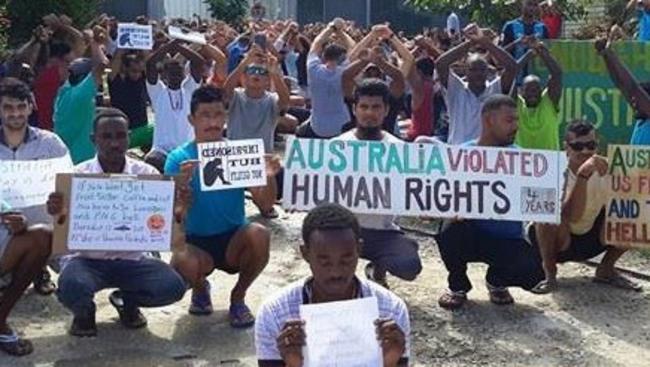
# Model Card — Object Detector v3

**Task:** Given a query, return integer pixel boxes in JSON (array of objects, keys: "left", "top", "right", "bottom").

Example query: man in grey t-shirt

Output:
[{"left": 224, "top": 44, "right": 289, "bottom": 218}]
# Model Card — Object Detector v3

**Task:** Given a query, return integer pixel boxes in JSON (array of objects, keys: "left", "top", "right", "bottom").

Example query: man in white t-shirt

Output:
[
  {"left": 529, "top": 120, "right": 642, "bottom": 293},
  {"left": 338, "top": 79, "right": 422, "bottom": 288},
  {"left": 144, "top": 38, "right": 206, "bottom": 172},
  {"left": 255, "top": 203, "right": 410, "bottom": 367},
  {"left": 436, "top": 24, "right": 517, "bottom": 145}
]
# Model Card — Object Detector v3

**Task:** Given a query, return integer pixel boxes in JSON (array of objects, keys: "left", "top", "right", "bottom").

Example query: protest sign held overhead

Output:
[
  {"left": 168, "top": 26, "right": 207, "bottom": 45},
  {"left": 198, "top": 139, "right": 267, "bottom": 191},
  {"left": 0, "top": 155, "right": 73, "bottom": 208},
  {"left": 283, "top": 138, "right": 565, "bottom": 223},
  {"left": 117, "top": 23, "right": 153, "bottom": 50},
  {"left": 53, "top": 174, "right": 176, "bottom": 253},
  {"left": 606, "top": 145, "right": 650, "bottom": 248}
]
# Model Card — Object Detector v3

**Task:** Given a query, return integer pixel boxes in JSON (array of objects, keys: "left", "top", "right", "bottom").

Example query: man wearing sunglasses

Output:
[
  {"left": 223, "top": 44, "right": 290, "bottom": 218},
  {"left": 529, "top": 120, "right": 642, "bottom": 293}
]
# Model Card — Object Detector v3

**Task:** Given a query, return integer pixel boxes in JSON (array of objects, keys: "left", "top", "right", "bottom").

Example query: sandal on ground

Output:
[
  {"left": 109, "top": 290, "right": 147, "bottom": 329},
  {"left": 365, "top": 263, "right": 389, "bottom": 289},
  {"left": 229, "top": 302, "right": 255, "bottom": 328},
  {"left": 438, "top": 289, "right": 467, "bottom": 310},
  {"left": 189, "top": 280, "right": 213, "bottom": 316},
  {"left": 593, "top": 273, "right": 643, "bottom": 292},
  {"left": 487, "top": 284, "right": 514, "bottom": 305},
  {"left": 33, "top": 269, "right": 56, "bottom": 296},
  {"left": 530, "top": 279, "right": 557, "bottom": 295},
  {"left": 0, "top": 331, "right": 33, "bottom": 356},
  {"left": 69, "top": 316, "right": 97, "bottom": 337}
]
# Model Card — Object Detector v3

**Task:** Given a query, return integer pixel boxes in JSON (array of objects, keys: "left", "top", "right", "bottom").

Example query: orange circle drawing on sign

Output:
[{"left": 147, "top": 214, "right": 166, "bottom": 233}]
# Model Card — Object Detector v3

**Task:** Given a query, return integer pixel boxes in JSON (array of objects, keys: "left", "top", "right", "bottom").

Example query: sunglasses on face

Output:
[
  {"left": 246, "top": 66, "right": 269, "bottom": 76},
  {"left": 568, "top": 141, "right": 597, "bottom": 151}
]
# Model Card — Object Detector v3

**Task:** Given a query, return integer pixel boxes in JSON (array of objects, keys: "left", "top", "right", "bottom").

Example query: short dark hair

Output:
[
  {"left": 0, "top": 77, "right": 32, "bottom": 103},
  {"left": 564, "top": 119, "right": 595, "bottom": 141},
  {"left": 322, "top": 43, "right": 346, "bottom": 62},
  {"left": 415, "top": 57, "right": 435, "bottom": 78},
  {"left": 93, "top": 107, "right": 129, "bottom": 133},
  {"left": 354, "top": 78, "right": 390, "bottom": 105},
  {"left": 301, "top": 203, "right": 360, "bottom": 246},
  {"left": 481, "top": 94, "right": 517, "bottom": 115},
  {"left": 122, "top": 52, "right": 142, "bottom": 69},
  {"left": 50, "top": 41, "right": 72, "bottom": 59},
  {"left": 191, "top": 85, "right": 225, "bottom": 114}
]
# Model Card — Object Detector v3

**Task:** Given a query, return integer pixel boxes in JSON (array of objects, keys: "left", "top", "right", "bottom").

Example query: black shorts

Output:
[
  {"left": 186, "top": 226, "right": 243, "bottom": 274},
  {"left": 529, "top": 210, "right": 608, "bottom": 263}
]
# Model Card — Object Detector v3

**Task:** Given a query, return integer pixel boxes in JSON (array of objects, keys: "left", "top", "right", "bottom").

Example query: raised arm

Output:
[
  {"left": 223, "top": 45, "right": 259, "bottom": 101},
  {"left": 268, "top": 54, "right": 290, "bottom": 112},
  {"left": 175, "top": 42, "right": 207, "bottom": 83},
  {"left": 108, "top": 48, "right": 126, "bottom": 80},
  {"left": 342, "top": 54, "right": 372, "bottom": 98},
  {"left": 309, "top": 24, "right": 335, "bottom": 55},
  {"left": 596, "top": 36, "right": 650, "bottom": 117},
  {"left": 531, "top": 40, "right": 563, "bottom": 108},
  {"left": 199, "top": 42, "right": 227, "bottom": 68},
  {"left": 348, "top": 26, "right": 381, "bottom": 62},
  {"left": 44, "top": 14, "right": 86, "bottom": 58},
  {"left": 435, "top": 40, "right": 472, "bottom": 88},
  {"left": 146, "top": 39, "right": 175, "bottom": 85},
  {"left": 334, "top": 26, "right": 356, "bottom": 52},
  {"left": 473, "top": 33, "right": 517, "bottom": 94},
  {"left": 414, "top": 35, "right": 442, "bottom": 59},
  {"left": 375, "top": 52, "right": 405, "bottom": 98},
  {"left": 387, "top": 32, "right": 415, "bottom": 80},
  {"left": 84, "top": 28, "right": 109, "bottom": 85}
]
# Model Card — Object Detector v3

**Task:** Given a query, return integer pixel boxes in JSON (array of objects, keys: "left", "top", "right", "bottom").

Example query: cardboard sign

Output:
[
  {"left": 300, "top": 297, "right": 382, "bottom": 367},
  {"left": 198, "top": 139, "right": 266, "bottom": 191},
  {"left": 605, "top": 145, "right": 650, "bottom": 248},
  {"left": 283, "top": 137, "right": 565, "bottom": 223},
  {"left": 0, "top": 155, "right": 73, "bottom": 208},
  {"left": 52, "top": 174, "right": 181, "bottom": 254},
  {"left": 168, "top": 26, "right": 206, "bottom": 45},
  {"left": 117, "top": 23, "right": 153, "bottom": 50}
]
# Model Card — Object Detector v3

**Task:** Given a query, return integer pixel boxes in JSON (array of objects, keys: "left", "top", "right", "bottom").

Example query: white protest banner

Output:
[
  {"left": 300, "top": 297, "right": 382, "bottom": 367},
  {"left": 168, "top": 26, "right": 207, "bottom": 45},
  {"left": 283, "top": 137, "right": 565, "bottom": 223},
  {"left": 198, "top": 139, "right": 266, "bottom": 191},
  {"left": 605, "top": 145, "right": 650, "bottom": 248},
  {"left": 0, "top": 155, "right": 72, "bottom": 208},
  {"left": 117, "top": 23, "right": 153, "bottom": 50},
  {"left": 66, "top": 175, "right": 175, "bottom": 252}
]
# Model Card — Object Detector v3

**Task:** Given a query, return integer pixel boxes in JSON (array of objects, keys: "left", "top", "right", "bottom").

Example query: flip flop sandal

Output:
[
  {"left": 33, "top": 270, "right": 56, "bottom": 296},
  {"left": 530, "top": 279, "right": 557, "bottom": 295},
  {"left": 0, "top": 331, "right": 34, "bottom": 356},
  {"left": 438, "top": 290, "right": 467, "bottom": 310},
  {"left": 593, "top": 275, "right": 643, "bottom": 292},
  {"left": 229, "top": 302, "right": 255, "bottom": 329},
  {"left": 488, "top": 288, "right": 514, "bottom": 305}
]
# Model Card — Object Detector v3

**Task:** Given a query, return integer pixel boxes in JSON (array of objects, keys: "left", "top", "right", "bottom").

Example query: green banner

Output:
[{"left": 530, "top": 41, "right": 650, "bottom": 145}]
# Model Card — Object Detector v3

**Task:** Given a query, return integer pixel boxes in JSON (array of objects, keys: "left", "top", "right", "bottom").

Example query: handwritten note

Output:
[
  {"left": 0, "top": 155, "right": 72, "bottom": 208},
  {"left": 67, "top": 176, "right": 175, "bottom": 251},
  {"left": 300, "top": 297, "right": 382, "bottom": 367},
  {"left": 198, "top": 139, "right": 266, "bottom": 191},
  {"left": 117, "top": 23, "right": 153, "bottom": 50}
]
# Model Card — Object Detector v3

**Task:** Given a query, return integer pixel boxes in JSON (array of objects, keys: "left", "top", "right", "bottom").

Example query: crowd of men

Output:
[{"left": 1, "top": 0, "right": 649, "bottom": 364}]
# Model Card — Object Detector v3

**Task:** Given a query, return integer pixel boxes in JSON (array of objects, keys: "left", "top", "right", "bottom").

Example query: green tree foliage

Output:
[
  {"left": 204, "top": 0, "right": 249, "bottom": 25},
  {"left": 6, "top": 0, "right": 101, "bottom": 47},
  {"left": 405, "top": 0, "right": 592, "bottom": 29}
]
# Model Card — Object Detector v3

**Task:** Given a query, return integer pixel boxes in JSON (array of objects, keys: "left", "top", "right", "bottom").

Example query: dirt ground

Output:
[{"left": 3, "top": 202, "right": 650, "bottom": 367}]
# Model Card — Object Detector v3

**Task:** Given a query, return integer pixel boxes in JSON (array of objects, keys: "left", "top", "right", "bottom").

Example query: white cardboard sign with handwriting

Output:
[
  {"left": 67, "top": 176, "right": 175, "bottom": 251},
  {"left": 300, "top": 297, "right": 382, "bottom": 367},
  {"left": 0, "top": 155, "right": 73, "bottom": 208}
]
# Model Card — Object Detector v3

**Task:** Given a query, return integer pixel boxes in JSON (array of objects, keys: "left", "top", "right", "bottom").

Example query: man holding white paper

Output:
[
  {"left": 0, "top": 78, "right": 71, "bottom": 296},
  {"left": 255, "top": 203, "right": 409, "bottom": 367},
  {"left": 48, "top": 108, "right": 186, "bottom": 337}
]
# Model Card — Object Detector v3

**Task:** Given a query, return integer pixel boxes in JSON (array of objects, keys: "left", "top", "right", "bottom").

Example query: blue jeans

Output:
[{"left": 57, "top": 257, "right": 186, "bottom": 318}]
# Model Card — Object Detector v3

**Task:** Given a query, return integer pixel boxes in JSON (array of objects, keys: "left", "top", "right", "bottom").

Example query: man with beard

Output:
[
  {"left": 338, "top": 79, "right": 422, "bottom": 288},
  {"left": 0, "top": 78, "right": 64, "bottom": 356},
  {"left": 435, "top": 94, "right": 545, "bottom": 310}
]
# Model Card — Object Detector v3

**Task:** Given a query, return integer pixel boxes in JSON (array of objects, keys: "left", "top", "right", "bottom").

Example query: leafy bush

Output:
[{"left": 204, "top": 0, "right": 249, "bottom": 26}]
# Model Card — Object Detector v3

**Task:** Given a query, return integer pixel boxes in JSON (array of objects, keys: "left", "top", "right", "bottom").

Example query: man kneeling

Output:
[
  {"left": 0, "top": 206, "right": 51, "bottom": 356},
  {"left": 48, "top": 108, "right": 186, "bottom": 336},
  {"left": 255, "top": 203, "right": 409, "bottom": 367},
  {"left": 530, "top": 120, "right": 642, "bottom": 293}
]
